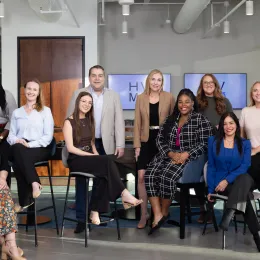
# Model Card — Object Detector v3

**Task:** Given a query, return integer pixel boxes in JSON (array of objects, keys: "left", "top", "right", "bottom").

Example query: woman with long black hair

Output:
[{"left": 207, "top": 112, "right": 260, "bottom": 252}]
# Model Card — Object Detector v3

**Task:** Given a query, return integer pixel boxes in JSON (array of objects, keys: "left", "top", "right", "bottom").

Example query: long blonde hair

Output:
[
  {"left": 249, "top": 81, "right": 260, "bottom": 107},
  {"left": 144, "top": 69, "right": 164, "bottom": 95},
  {"left": 24, "top": 79, "right": 44, "bottom": 112}
]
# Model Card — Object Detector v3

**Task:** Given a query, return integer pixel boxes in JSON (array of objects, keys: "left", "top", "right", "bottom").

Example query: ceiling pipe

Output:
[
  {"left": 203, "top": 0, "right": 247, "bottom": 38},
  {"left": 173, "top": 0, "right": 211, "bottom": 34}
]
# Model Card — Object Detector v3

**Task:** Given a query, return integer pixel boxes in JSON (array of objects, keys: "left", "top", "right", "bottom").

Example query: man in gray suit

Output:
[{"left": 66, "top": 65, "right": 125, "bottom": 233}]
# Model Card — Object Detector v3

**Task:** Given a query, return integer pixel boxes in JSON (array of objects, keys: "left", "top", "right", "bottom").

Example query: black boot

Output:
[
  {"left": 74, "top": 223, "right": 85, "bottom": 234},
  {"left": 253, "top": 231, "right": 260, "bottom": 252},
  {"left": 219, "top": 208, "right": 235, "bottom": 231}
]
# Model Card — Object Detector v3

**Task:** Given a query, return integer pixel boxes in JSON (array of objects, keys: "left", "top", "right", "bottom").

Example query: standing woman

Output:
[
  {"left": 196, "top": 73, "right": 233, "bottom": 223},
  {"left": 134, "top": 69, "right": 174, "bottom": 229},
  {"left": 240, "top": 82, "right": 260, "bottom": 189},
  {"left": 197, "top": 73, "right": 233, "bottom": 132},
  {"left": 7, "top": 79, "right": 54, "bottom": 210}
]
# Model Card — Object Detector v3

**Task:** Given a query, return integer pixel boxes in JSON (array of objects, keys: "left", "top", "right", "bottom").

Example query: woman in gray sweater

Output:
[
  {"left": 197, "top": 74, "right": 233, "bottom": 131},
  {"left": 196, "top": 73, "right": 233, "bottom": 224}
]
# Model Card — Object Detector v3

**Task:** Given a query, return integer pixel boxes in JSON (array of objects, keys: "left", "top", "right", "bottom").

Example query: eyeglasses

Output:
[{"left": 203, "top": 81, "right": 215, "bottom": 86}]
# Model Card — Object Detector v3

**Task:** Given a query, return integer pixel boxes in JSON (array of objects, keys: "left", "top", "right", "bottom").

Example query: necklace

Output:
[
  {"left": 225, "top": 138, "right": 234, "bottom": 144},
  {"left": 224, "top": 138, "right": 234, "bottom": 148},
  {"left": 80, "top": 119, "right": 86, "bottom": 127}
]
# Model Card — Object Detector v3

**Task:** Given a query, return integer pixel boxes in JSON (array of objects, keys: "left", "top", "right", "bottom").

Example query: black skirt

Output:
[{"left": 137, "top": 129, "right": 159, "bottom": 171}]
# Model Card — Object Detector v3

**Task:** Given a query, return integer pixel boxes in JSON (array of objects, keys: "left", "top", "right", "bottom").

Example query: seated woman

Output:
[
  {"left": 0, "top": 84, "right": 17, "bottom": 186},
  {"left": 63, "top": 91, "right": 142, "bottom": 226},
  {"left": 0, "top": 169, "right": 26, "bottom": 260},
  {"left": 207, "top": 112, "right": 260, "bottom": 252},
  {"left": 7, "top": 79, "right": 54, "bottom": 211},
  {"left": 144, "top": 89, "right": 213, "bottom": 235}
]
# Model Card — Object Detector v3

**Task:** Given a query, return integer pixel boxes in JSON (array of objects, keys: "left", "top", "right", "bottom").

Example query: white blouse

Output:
[{"left": 7, "top": 106, "right": 54, "bottom": 148}]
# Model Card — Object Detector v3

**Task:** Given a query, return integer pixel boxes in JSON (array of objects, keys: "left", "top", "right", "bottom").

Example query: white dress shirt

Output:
[
  {"left": 90, "top": 87, "right": 105, "bottom": 139},
  {"left": 7, "top": 106, "right": 54, "bottom": 148}
]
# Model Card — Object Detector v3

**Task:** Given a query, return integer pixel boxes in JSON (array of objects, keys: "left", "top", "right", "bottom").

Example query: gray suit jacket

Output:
[{"left": 66, "top": 86, "right": 125, "bottom": 154}]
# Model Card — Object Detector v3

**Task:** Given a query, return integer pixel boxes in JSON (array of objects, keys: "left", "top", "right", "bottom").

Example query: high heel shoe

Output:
[
  {"left": 1, "top": 244, "right": 26, "bottom": 260},
  {"left": 122, "top": 199, "right": 143, "bottom": 210},
  {"left": 148, "top": 216, "right": 167, "bottom": 235},
  {"left": 14, "top": 202, "right": 34, "bottom": 213},
  {"left": 32, "top": 184, "right": 42, "bottom": 199},
  {"left": 89, "top": 211, "right": 101, "bottom": 225},
  {"left": 137, "top": 214, "right": 150, "bottom": 229},
  {"left": 0, "top": 237, "right": 23, "bottom": 257},
  {"left": 219, "top": 208, "right": 235, "bottom": 231}
]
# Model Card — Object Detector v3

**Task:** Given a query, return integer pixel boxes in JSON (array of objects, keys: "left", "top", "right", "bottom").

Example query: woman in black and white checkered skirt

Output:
[{"left": 145, "top": 89, "right": 213, "bottom": 234}]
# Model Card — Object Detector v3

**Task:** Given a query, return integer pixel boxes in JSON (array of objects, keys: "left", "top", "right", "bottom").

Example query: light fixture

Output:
[
  {"left": 122, "top": 5, "right": 129, "bottom": 16},
  {"left": 246, "top": 0, "right": 254, "bottom": 15},
  {"left": 165, "top": 5, "right": 171, "bottom": 25},
  {"left": 118, "top": 0, "right": 134, "bottom": 16},
  {"left": 223, "top": 1, "right": 230, "bottom": 34},
  {"left": 223, "top": 20, "right": 230, "bottom": 33},
  {"left": 122, "top": 20, "right": 128, "bottom": 34},
  {"left": 0, "top": 1, "right": 4, "bottom": 18}
]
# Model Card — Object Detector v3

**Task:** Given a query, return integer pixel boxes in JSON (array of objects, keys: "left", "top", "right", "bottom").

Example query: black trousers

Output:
[
  {"left": 70, "top": 154, "right": 125, "bottom": 217},
  {"left": 9, "top": 144, "right": 51, "bottom": 207},
  {"left": 248, "top": 152, "right": 260, "bottom": 190},
  {"left": 220, "top": 174, "right": 260, "bottom": 234},
  {"left": 0, "top": 140, "right": 11, "bottom": 187}
]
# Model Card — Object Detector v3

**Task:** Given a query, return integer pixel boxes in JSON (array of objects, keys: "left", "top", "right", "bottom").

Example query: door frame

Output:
[{"left": 17, "top": 36, "right": 85, "bottom": 106}]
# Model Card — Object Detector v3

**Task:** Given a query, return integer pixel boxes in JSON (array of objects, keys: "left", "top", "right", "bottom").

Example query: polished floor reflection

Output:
[{"left": 15, "top": 225, "right": 260, "bottom": 260}]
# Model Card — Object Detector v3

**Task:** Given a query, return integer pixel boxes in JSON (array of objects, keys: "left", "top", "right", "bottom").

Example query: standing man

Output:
[{"left": 66, "top": 65, "right": 125, "bottom": 233}]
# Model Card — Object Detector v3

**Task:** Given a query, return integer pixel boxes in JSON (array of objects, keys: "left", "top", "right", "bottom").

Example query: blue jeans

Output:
[
  {"left": 178, "top": 154, "right": 207, "bottom": 184},
  {"left": 76, "top": 139, "right": 106, "bottom": 221}
]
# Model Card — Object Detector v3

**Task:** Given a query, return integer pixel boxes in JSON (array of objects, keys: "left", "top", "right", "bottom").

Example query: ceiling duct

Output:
[
  {"left": 28, "top": 0, "right": 64, "bottom": 23},
  {"left": 173, "top": 0, "right": 211, "bottom": 34}
]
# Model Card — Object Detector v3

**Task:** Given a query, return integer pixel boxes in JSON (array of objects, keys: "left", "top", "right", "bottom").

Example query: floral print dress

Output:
[{"left": 0, "top": 189, "right": 17, "bottom": 235}]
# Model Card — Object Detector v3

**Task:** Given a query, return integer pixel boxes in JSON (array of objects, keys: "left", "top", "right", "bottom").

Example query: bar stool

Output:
[
  {"left": 9, "top": 137, "right": 59, "bottom": 247},
  {"left": 167, "top": 154, "right": 207, "bottom": 239},
  {"left": 60, "top": 147, "right": 121, "bottom": 247}
]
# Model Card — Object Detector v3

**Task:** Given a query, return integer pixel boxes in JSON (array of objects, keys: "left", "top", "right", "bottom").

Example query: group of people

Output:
[
  {"left": 133, "top": 70, "right": 260, "bottom": 250},
  {"left": 0, "top": 65, "right": 260, "bottom": 258}
]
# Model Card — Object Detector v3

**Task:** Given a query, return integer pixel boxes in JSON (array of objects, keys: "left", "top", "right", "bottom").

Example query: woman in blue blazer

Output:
[{"left": 207, "top": 112, "right": 260, "bottom": 252}]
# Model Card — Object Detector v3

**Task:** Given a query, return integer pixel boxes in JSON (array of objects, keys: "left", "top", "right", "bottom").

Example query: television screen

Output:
[
  {"left": 184, "top": 73, "right": 247, "bottom": 109},
  {"left": 107, "top": 74, "right": 171, "bottom": 110}
]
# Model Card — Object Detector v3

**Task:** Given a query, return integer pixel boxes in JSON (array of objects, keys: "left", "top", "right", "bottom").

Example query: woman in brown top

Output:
[
  {"left": 134, "top": 69, "right": 174, "bottom": 229},
  {"left": 63, "top": 92, "right": 142, "bottom": 225}
]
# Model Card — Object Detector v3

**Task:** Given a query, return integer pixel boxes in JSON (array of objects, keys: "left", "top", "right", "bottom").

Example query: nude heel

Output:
[{"left": 1, "top": 251, "right": 7, "bottom": 260}]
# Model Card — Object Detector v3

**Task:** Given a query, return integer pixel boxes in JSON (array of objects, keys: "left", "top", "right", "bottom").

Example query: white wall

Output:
[
  {"left": 99, "top": 2, "right": 260, "bottom": 119},
  {"left": 1, "top": 0, "right": 98, "bottom": 101}
]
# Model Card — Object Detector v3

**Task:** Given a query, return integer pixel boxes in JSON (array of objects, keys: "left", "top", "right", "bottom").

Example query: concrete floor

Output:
[{"left": 16, "top": 224, "right": 260, "bottom": 260}]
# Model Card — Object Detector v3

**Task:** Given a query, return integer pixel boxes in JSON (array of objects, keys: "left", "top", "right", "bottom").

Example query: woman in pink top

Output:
[{"left": 240, "top": 82, "right": 260, "bottom": 189}]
